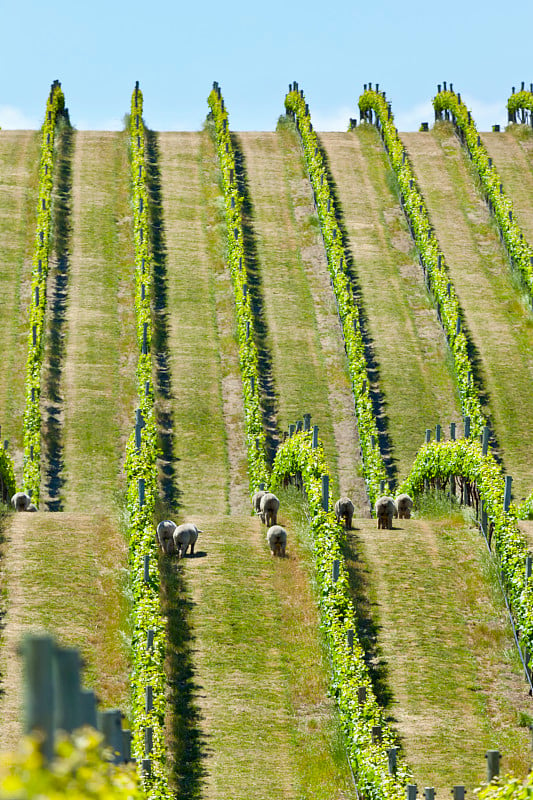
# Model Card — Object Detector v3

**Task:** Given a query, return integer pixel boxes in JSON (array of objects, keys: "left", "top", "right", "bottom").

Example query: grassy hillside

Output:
[
  {"left": 0, "top": 511, "right": 130, "bottom": 752},
  {"left": 481, "top": 127, "right": 533, "bottom": 244},
  {"left": 53, "top": 130, "right": 137, "bottom": 512},
  {"left": 0, "top": 131, "right": 40, "bottom": 468},
  {"left": 236, "top": 127, "right": 367, "bottom": 509},
  {"left": 153, "top": 130, "right": 360, "bottom": 796},
  {"left": 403, "top": 123, "right": 533, "bottom": 501},
  {"left": 346, "top": 509, "right": 532, "bottom": 794},
  {"left": 2, "top": 117, "right": 533, "bottom": 798},
  {"left": 319, "top": 126, "right": 463, "bottom": 482},
  {"left": 155, "top": 130, "right": 248, "bottom": 516}
]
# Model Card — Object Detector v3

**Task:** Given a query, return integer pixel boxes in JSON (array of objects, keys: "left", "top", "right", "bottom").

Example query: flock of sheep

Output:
[
  {"left": 153, "top": 490, "right": 414, "bottom": 561},
  {"left": 335, "top": 493, "right": 413, "bottom": 530}
]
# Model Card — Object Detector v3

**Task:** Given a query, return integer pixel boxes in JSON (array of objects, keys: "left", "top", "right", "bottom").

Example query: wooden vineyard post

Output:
[
  {"left": 504, "top": 476, "right": 512, "bottom": 512},
  {"left": 22, "top": 634, "right": 55, "bottom": 761},
  {"left": 486, "top": 750, "right": 501, "bottom": 782},
  {"left": 321, "top": 474, "right": 329, "bottom": 511},
  {"left": 98, "top": 709, "right": 124, "bottom": 764},
  {"left": 53, "top": 646, "right": 81, "bottom": 733}
]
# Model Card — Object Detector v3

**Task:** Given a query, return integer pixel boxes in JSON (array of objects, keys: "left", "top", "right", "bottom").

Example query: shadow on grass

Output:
[
  {"left": 144, "top": 128, "right": 181, "bottom": 512},
  {"left": 314, "top": 133, "right": 397, "bottom": 486},
  {"left": 160, "top": 556, "right": 209, "bottom": 799},
  {"left": 42, "top": 115, "right": 73, "bottom": 511},
  {"left": 342, "top": 532, "right": 395, "bottom": 716},
  {"left": 230, "top": 132, "right": 280, "bottom": 464}
]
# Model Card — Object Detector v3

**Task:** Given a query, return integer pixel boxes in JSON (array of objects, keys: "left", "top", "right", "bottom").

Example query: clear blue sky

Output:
[{"left": 1, "top": 0, "right": 532, "bottom": 132}]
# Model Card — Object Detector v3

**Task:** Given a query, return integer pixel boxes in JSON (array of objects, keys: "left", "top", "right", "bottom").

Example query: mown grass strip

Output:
[
  {"left": 22, "top": 81, "right": 67, "bottom": 505},
  {"left": 271, "top": 431, "right": 409, "bottom": 800},
  {"left": 285, "top": 85, "right": 388, "bottom": 505},
  {"left": 0, "top": 131, "right": 40, "bottom": 461},
  {"left": 402, "top": 437, "right": 533, "bottom": 676},
  {"left": 124, "top": 83, "right": 172, "bottom": 799},
  {"left": 434, "top": 86, "right": 533, "bottom": 297},
  {"left": 359, "top": 88, "right": 486, "bottom": 438},
  {"left": 207, "top": 83, "right": 269, "bottom": 491}
]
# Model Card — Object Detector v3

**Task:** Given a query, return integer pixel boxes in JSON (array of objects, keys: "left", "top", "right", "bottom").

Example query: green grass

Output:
[
  {"left": 155, "top": 130, "right": 248, "bottom": 516},
  {"left": 236, "top": 128, "right": 365, "bottom": 503},
  {"left": 59, "top": 130, "right": 137, "bottom": 513},
  {"left": 162, "top": 506, "right": 357, "bottom": 800},
  {"left": 0, "top": 511, "right": 131, "bottom": 729},
  {"left": 404, "top": 124, "right": 533, "bottom": 499},
  {"left": 319, "top": 125, "right": 463, "bottom": 484},
  {"left": 0, "top": 131, "right": 41, "bottom": 470},
  {"left": 344, "top": 509, "right": 532, "bottom": 794}
]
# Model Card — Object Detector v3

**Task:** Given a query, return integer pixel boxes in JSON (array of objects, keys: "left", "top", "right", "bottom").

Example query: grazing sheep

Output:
[
  {"left": 11, "top": 492, "right": 32, "bottom": 512},
  {"left": 374, "top": 496, "right": 397, "bottom": 530},
  {"left": 156, "top": 520, "right": 177, "bottom": 555},
  {"left": 334, "top": 497, "right": 355, "bottom": 530},
  {"left": 396, "top": 493, "right": 413, "bottom": 519},
  {"left": 267, "top": 525, "right": 287, "bottom": 557},
  {"left": 252, "top": 489, "right": 266, "bottom": 515},
  {"left": 260, "top": 492, "right": 280, "bottom": 526},
  {"left": 27, "top": 504, "right": 37, "bottom": 512},
  {"left": 173, "top": 523, "right": 202, "bottom": 559}
]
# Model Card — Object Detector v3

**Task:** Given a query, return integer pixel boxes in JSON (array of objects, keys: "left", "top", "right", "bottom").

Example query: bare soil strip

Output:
[
  {"left": 319, "top": 128, "right": 463, "bottom": 483},
  {"left": 164, "top": 513, "right": 356, "bottom": 800},
  {"left": 0, "top": 511, "right": 130, "bottom": 753},
  {"left": 403, "top": 126, "right": 533, "bottom": 500},
  {"left": 237, "top": 130, "right": 367, "bottom": 508},
  {"left": 481, "top": 130, "right": 533, "bottom": 243},
  {"left": 347, "top": 516, "right": 532, "bottom": 795},
  {"left": 156, "top": 132, "right": 248, "bottom": 516},
  {"left": 60, "top": 131, "right": 137, "bottom": 512},
  {"left": 0, "top": 131, "right": 40, "bottom": 469}
]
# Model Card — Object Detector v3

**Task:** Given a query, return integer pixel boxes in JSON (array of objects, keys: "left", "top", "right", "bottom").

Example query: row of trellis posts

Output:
[{"left": 21, "top": 633, "right": 134, "bottom": 765}]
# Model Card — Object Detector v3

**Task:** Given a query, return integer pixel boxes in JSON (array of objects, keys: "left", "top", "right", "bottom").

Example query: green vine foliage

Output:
[
  {"left": 22, "top": 81, "right": 66, "bottom": 506},
  {"left": 207, "top": 83, "right": 269, "bottom": 492},
  {"left": 507, "top": 89, "right": 533, "bottom": 121},
  {"left": 284, "top": 85, "right": 388, "bottom": 506},
  {"left": 434, "top": 88, "right": 533, "bottom": 300},
  {"left": 401, "top": 438, "right": 533, "bottom": 662},
  {"left": 476, "top": 770, "right": 533, "bottom": 800},
  {"left": 124, "top": 84, "right": 172, "bottom": 800},
  {"left": 359, "top": 89, "right": 486, "bottom": 439},
  {"left": 271, "top": 431, "right": 410, "bottom": 800},
  {"left": 0, "top": 447, "right": 17, "bottom": 503},
  {"left": 0, "top": 730, "right": 141, "bottom": 798}
]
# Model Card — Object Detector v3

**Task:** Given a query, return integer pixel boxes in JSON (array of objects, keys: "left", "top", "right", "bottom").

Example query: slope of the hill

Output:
[
  {"left": 403, "top": 123, "right": 533, "bottom": 501},
  {"left": 319, "top": 127, "right": 463, "bottom": 482},
  {"left": 236, "top": 127, "right": 367, "bottom": 510},
  {"left": 154, "top": 131, "right": 358, "bottom": 797},
  {"left": 52, "top": 130, "right": 137, "bottom": 512},
  {"left": 0, "top": 131, "right": 40, "bottom": 465},
  {"left": 0, "top": 511, "right": 130, "bottom": 753},
  {"left": 346, "top": 514, "right": 532, "bottom": 794},
  {"left": 0, "top": 131, "right": 136, "bottom": 753},
  {"left": 481, "top": 127, "right": 533, "bottom": 244},
  {"left": 161, "top": 511, "right": 356, "bottom": 800},
  {"left": 155, "top": 131, "right": 249, "bottom": 516}
]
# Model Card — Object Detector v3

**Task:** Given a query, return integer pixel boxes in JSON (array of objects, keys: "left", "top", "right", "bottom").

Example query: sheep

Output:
[
  {"left": 259, "top": 492, "right": 280, "bottom": 526},
  {"left": 252, "top": 489, "right": 266, "bottom": 515},
  {"left": 374, "top": 496, "right": 397, "bottom": 530},
  {"left": 396, "top": 493, "right": 413, "bottom": 519},
  {"left": 334, "top": 497, "right": 355, "bottom": 530},
  {"left": 173, "top": 523, "right": 202, "bottom": 559},
  {"left": 156, "top": 520, "right": 177, "bottom": 555},
  {"left": 267, "top": 525, "right": 287, "bottom": 557},
  {"left": 11, "top": 492, "right": 32, "bottom": 512}
]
